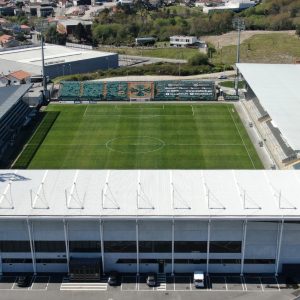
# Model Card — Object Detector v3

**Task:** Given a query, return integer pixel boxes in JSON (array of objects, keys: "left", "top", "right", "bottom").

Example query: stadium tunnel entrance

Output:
[{"left": 69, "top": 257, "right": 102, "bottom": 280}]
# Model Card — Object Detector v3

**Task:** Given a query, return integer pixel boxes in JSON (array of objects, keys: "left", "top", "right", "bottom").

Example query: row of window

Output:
[
  {"left": 104, "top": 241, "right": 241, "bottom": 253},
  {"left": 117, "top": 259, "right": 276, "bottom": 265},
  {"left": 2, "top": 259, "right": 67, "bottom": 264},
  {"left": 1, "top": 258, "right": 276, "bottom": 265},
  {"left": 0, "top": 241, "right": 241, "bottom": 253}
]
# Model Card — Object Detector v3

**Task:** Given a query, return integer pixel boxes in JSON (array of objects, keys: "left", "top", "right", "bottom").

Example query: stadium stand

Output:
[
  {"left": 59, "top": 81, "right": 81, "bottom": 100},
  {"left": 81, "top": 82, "right": 104, "bottom": 100},
  {"left": 58, "top": 80, "right": 216, "bottom": 102},
  {"left": 242, "top": 87, "right": 296, "bottom": 168},
  {"left": 154, "top": 81, "right": 215, "bottom": 101},
  {"left": 0, "top": 84, "right": 34, "bottom": 162},
  {"left": 106, "top": 82, "right": 128, "bottom": 101}
]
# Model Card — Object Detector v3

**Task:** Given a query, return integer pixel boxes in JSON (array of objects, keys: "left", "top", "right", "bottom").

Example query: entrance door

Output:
[{"left": 158, "top": 260, "right": 165, "bottom": 273}]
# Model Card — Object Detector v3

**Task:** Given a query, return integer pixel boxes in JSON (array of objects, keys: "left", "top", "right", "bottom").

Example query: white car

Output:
[{"left": 193, "top": 271, "right": 205, "bottom": 288}]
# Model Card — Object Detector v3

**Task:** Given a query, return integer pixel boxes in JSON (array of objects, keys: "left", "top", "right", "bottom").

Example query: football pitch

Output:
[{"left": 14, "top": 103, "right": 263, "bottom": 169}]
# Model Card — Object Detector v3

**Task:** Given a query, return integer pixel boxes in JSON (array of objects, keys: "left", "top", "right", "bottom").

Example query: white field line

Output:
[
  {"left": 83, "top": 114, "right": 194, "bottom": 118},
  {"left": 227, "top": 106, "right": 256, "bottom": 169},
  {"left": 31, "top": 143, "right": 244, "bottom": 147},
  {"left": 83, "top": 105, "right": 89, "bottom": 117}
]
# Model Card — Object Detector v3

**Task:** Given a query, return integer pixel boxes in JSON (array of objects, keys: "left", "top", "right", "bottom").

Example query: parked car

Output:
[
  {"left": 193, "top": 271, "right": 205, "bottom": 288},
  {"left": 218, "top": 74, "right": 227, "bottom": 80},
  {"left": 146, "top": 273, "right": 157, "bottom": 287},
  {"left": 17, "top": 275, "right": 31, "bottom": 287},
  {"left": 107, "top": 271, "right": 119, "bottom": 286}
]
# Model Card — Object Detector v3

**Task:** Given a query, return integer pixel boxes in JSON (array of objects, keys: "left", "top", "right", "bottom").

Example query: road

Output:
[{"left": 94, "top": 71, "right": 236, "bottom": 82}]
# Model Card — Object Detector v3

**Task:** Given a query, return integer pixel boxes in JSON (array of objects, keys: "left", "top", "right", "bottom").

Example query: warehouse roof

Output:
[
  {"left": 0, "top": 84, "right": 32, "bottom": 119},
  {"left": 0, "top": 170, "right": 300, "bottom": 219},
  {"left": 0, "top": 44, "right": 116, "bottom": 75},
  {"left": 237, "top": 63, "right": 300, "bottom": 151}
]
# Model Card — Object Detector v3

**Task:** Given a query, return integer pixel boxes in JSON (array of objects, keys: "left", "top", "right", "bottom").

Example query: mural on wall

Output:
[{"left": 128, "top": 82, "right": 154, "bottom": 100}]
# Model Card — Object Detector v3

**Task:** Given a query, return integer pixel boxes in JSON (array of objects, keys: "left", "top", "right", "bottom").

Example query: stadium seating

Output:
[
  {"left": 81, "top": 82, "right": 104, "bottom": 100},
  {"left": 106, "top": 82, "right": 128, "bottom": 101},
  {"left": 58, "top": 80, "right": 216, "bottom": 101},
  {"left": 59, "top": 81, "right": 81, "bottom": 100},
  {"left": 0, "top": 100, "right": 32, "bottom": 152}
]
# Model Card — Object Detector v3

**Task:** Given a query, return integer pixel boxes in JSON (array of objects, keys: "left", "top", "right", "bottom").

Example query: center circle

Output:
[{"left": 106, "top": 136, "right": 165, "bottom": 154}]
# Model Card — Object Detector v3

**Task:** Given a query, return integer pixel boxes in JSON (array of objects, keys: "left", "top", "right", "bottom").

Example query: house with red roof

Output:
[{"left": 6, "top": 70, "right": 31, "bottom": 85}]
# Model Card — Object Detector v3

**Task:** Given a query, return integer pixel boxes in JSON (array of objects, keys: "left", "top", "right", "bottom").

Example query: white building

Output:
[
  {"left": 0, "top": 44, "right": 118, "bottom": 79},
  {"left": 170, "top": 36, "right": 198, "bottom": 47},
  {"left": 203, "top": 0, "right": 256, "bottom": 13},
  {"left": 0, "top": 169, "right": 300, "bottom": 276}
]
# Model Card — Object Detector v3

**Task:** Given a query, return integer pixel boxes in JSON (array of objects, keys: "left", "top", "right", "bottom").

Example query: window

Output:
[
  {"left": 244, "top": 259, "right": 275, "bottom": 264},
  {"left": 116, "top": 259, "right": 136, "bottom": 264},
  {"left": 69, "top": 241, "right": 101, "bottom": 253},
  {"left": 174, "top": 241, "right": 207, "bottom": 253},
  {"left": 209, "top": 259, "right": 241, "bottom": 264},
  {"left": 104, "top": 241, "right": 136, "bottom": 253},
  {"left": 139, "top": 241, "right": 171, "bottom": 253},
  {"left": 36, "top": 259, "right": 67, "bottom": 264},
  {"left": 35, "top": 241, "right": 66, "bottom": 252},
  {"left": 2, "top": 258, "right": 32, "bottom": 263},
  {"left": 209, "top": 241, "right": 241, "bottom": 253},
  {"left": 0, "top": 241, "right": 31, "bottom": 252}
]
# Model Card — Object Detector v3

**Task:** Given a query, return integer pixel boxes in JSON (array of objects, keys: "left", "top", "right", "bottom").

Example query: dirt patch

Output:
[{"left": 203, "top": 30, "right": 295, "bottom": 48}]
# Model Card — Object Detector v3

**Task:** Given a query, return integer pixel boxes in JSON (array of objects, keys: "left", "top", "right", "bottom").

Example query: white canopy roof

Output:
[
  {"left": 237, "top": 63, "right": 300, "bottom": 150},
  {"left": 0, "top": 170, "right": 300, "bottom": 220}
]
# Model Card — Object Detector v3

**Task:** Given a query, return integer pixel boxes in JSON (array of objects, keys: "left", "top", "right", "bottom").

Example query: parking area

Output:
[
  {"left": 0, "top": 275, "right": 51, "bottom": 291},
  {"left": 0, "top": 274, "right": 286, "bottom": 293},
  {"left": 120, "top": 274, "right": 282, "bottom": 292}
]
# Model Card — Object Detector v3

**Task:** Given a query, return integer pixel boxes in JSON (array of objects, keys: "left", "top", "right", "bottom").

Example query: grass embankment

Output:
[
  {"left": 219, "top": 81, "right": 245, "bottom": 89},
  {"left": 98, "top": 46, "right": 200, "bottom": 60},
  {"left": 53, "top": 62, "right": 232, "bottom": 83},
  {"left": 212, "top": 33, "right": 300, "bottom": 64}
]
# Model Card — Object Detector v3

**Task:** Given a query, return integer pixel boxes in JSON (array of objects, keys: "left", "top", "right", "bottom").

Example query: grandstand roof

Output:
[
  {"left": 1, "top": 170, "right": 300, "bottom": 220},
  {"left": 0, "top": 84, "right": 32, "bottom": 120},
  {"left": 237, "top": 63, "right": 300, "bottom": 151}
]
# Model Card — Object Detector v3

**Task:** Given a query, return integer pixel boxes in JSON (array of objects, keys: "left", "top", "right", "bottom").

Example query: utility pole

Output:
[{"left": 233, "top": 18, "right": 245, "bottom": 96}]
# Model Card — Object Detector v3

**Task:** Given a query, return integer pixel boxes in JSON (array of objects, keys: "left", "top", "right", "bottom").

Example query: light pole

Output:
[
  {"left": 35, "top": 20, "right": 49, "bottom": 100},
  {"left": 233, "top": 18, "right": 245, "bottom": 96}
]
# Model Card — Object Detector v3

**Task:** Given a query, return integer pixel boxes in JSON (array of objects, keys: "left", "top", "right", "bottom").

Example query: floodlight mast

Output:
[
  {"left": 36, "top": 21, "right": 48, "bottom": 100},
  {"left": 233, "top": 18, "right": 245, "bottom": 96},
  {"left": 41, "top": 34, "right": 47, "bottom": 98}
]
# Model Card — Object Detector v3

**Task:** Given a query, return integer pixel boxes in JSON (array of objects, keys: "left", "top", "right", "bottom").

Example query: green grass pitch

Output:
[{"left": 15, "top": 103, "right": 263, "bottom": 169}]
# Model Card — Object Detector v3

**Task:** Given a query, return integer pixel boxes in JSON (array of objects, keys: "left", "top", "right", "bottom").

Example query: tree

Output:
[
  {"left": 296, "top": 25, "right": 300, "bottom": 38},
  {"left": 74, "top": 23, "right": 86, "bottom": 42},
  {"left": 45, "top": 25, "right": 66, "bottom": 45},
  {"left": 188, "top": 52, "right": 209, "bottom": 66}
]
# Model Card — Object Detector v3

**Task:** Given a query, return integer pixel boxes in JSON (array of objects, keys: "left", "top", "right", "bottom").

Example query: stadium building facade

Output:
[{"left": 0, "top": 170, "right": 300, "bottom": 276}]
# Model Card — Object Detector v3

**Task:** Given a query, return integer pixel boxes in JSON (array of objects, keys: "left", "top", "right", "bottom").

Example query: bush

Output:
[{"left": 188, "top": 53, "right": 209, "bottom": 66}]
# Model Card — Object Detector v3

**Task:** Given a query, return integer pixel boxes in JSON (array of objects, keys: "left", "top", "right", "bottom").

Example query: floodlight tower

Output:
[
  {"left": 233, "top": 18, "right": 245, "bottom": 96},
  {"left": 35, "top": 20, "right": 48, "bottom": 100}
]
